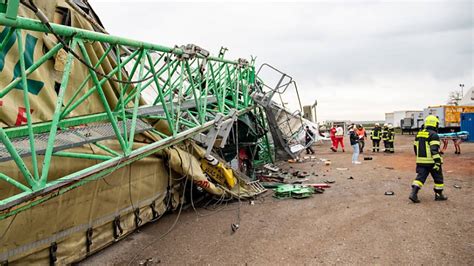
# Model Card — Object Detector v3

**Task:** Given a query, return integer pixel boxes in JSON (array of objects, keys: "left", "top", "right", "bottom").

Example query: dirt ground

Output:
[{"left": 82, "top": 134, "right": 474, "bottom": 265}]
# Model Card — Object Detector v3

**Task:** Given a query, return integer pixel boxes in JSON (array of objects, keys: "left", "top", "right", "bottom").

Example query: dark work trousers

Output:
[
  {"left": 359, "top": 140, "right": 365, "bottom": 153},
  {"left": 306, "top": 140, "right": 314, "bottom": 154},
  {"left": 383, "top": 140, "right": 389, "bottom": 151},
  {"left": 372, "top": 139, "right": 380, "bottom": 152},
  {"left": 414, "top": 165, "right": 444, "bottom": 190},
  {"left": 388, "top": 141, "right": 394, "bottom": 153}
]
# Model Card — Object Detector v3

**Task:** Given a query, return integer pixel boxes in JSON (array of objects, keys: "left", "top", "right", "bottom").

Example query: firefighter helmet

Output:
[{"left": 424, "top": 115, "right": 439, "bottom": 128}]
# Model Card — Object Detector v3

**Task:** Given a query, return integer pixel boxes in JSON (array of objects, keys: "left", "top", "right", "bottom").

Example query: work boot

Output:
[
  {"left": 434, "top": 189, "right": 448, "bottom": 201},
  {"left": 409, "top": 186, "right": 420, "bottom": 203}
]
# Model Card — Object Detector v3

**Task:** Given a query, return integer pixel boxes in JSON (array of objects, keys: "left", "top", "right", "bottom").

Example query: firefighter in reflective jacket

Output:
[
  {"left": 382, "top": 123, "right": 389, "bottom": 152},
  {"left": 409, "top": 115, "right": 448, "bottom": 203},
  {"left": 371, "top": 123, "right": 382, "bottom": 152},
  {"left": 387, "top": 124, "right": 395, "bottom": 153}
]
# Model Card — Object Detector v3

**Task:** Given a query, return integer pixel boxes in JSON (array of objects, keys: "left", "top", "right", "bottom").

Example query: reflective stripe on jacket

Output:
[
  {"left": 388, "top": 130, "right": 395, "bottom": 142},
  {"left": 381, "top": 128, "right": 388, "bottom": 140},
  {"left": 371, "top": 127, "right": 381, "bottom": 140},
  {"left": 414, "top": 128, "right": 442, "bottom": 165}
]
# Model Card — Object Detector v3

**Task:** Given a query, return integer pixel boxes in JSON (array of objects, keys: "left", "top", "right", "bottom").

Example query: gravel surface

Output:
[{"left": 82, "top": 134, "right": 474, "bottom": 265}]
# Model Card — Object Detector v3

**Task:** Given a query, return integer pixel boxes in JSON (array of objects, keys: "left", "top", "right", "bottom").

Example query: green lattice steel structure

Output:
[{"left": 0, "top": 1, "right": 271, "bottom": 220}]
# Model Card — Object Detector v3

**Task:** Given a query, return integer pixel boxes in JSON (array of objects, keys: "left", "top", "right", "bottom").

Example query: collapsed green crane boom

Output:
[{"left": 0, "top": 0, "right": 269, "bottom": 220}]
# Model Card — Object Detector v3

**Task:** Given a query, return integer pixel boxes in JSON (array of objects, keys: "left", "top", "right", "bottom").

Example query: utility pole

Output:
[
  {"left": 312, "top": 100, "right": 318, "bottom": 124},
  {"left": 459, "top": 83, "right": 465, "bottom": 97}
]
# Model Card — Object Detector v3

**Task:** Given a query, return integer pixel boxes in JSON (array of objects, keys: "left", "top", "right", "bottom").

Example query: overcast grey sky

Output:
[{"left": 90, "top": 0, "right": 473, "bottom": 121}]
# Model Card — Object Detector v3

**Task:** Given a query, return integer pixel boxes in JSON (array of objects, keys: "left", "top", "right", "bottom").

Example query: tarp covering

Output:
[{"left": 0, "top": 141, "right": 175, "bottom": 264}]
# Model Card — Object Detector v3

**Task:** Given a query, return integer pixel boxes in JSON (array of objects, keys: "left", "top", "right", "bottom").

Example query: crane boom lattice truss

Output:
[{"left": 0, "top": 1, "right": 262, "bottom": 220}]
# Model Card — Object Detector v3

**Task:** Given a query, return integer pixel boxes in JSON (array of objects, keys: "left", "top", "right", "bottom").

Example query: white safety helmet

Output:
[
  {"left": 388, "top": 124, "right": 393, "bottom": 129},
  {"left": 375, "top": 123, "right": 380, "bottom": 126},
  {"left": 383, "top": 123, "right": 388, "bottom": 127}
]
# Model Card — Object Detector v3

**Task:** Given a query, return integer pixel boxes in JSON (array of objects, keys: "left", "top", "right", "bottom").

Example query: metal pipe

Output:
[
  {"left": 146, "top": 52, "right": 174, "bottom": 132},
  {"left": 0, "top": 127, "right": 36, "bottom": 189},
  {"left": 16, "top": 29, "right": 39, "bottom": 181},
  {"left": 61, "top": 48, "right": 141, "bottom": 118},
  {"left": 39, "top": 38, "right": 78, "bottom": 185},
  {"left": 0, "top": 173, "right": 31, "bottom": 192},
  {"left": 127, "top": 49, "right": 147, "bottom": 154},
  {"left": 53, "top": 151, "right": 113, "bottom": 161},
  {"left": 94, "top": 143, "right": 121, "bottom": 157},
  {"left": 77, "top": 40, "right": 128, "bottom": 153}
]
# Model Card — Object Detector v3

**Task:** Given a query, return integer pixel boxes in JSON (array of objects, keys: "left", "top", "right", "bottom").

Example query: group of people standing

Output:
[
  {"left": 370, "top": 123, "right": 395, "bottom": 153},
  {"left": 311, "top": 117, "right": 450, "bottom": 204},
  {"left": 328, "top": 123, "right": 396, "bottom": 164}
]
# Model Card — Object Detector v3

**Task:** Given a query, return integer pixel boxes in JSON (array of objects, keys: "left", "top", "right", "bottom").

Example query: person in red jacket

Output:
[
  {"left": 330, "top": 125, "right": 337, "bottom": 152},
  {"left": 334, "top": 125, "right": 345, "bottom": 152}
]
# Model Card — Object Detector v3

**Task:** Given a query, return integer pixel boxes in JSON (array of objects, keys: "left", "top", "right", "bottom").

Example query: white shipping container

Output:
[
  {"left": 393, "top": 110, "right": 423, "bottom": 128},
  {"left": 423, "top": 107, "right": 446, "bottom": 128},
  {"left": 410, "top": 111, "right": 424, "bottom": 128},
  {"left": 393, "top": 111, "right": 408, "bottom": 127},
  {"left": 385, "top": 112, "right": 394, "bottom": 125}
]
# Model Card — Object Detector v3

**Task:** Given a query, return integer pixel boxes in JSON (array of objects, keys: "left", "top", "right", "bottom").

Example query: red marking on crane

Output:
[
  {"left": 15, "top": 107, "right": 34, "bottom": 126},
  {"left": 195, "top": 180, "right": 211, "bottom": 189}
]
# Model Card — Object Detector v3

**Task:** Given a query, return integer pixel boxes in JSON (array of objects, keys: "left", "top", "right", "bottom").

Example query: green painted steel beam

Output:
[
  {"left": 94, "top": 143, "right": 121, "bottom": 157},
  {"left": 126, "top": 49, "right": 147, "bottom": 154},
  {"left": 77, "top": 40, "right": 128, "bottom": 153},
  {"left": 5, "top": 0, "right": 18, "bottom": 19},
  {"left": 0, "top": 127, "right": 38, "bottom": 189},
  {"left": 0, "top": 173, "right": 31, "bottom": 192},
  {"left": 53, "top": 151, "right": 113, "bottom": 161},
  {"left": 0, "top": 25, "right": 13, "bottom": 50},
  {"left": 16, "top": 29, "right": 39, "bottom": 181},
  {"left": 60, "top": 48, "right": 142, "bottom": 119},
  {"left": 59, "top": 43, "right": 114, "bottom": 114},
  {"left": 146, "top": 52, "right": 174, "bottom": 132},
  {"left": 39, "top": 39, "right": 78, "bottom": 185},
  {"left": 4, "top": 112, "right": 109, "bottom": 138}
]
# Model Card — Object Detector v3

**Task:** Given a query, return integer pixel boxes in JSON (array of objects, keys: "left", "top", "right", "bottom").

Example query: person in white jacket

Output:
[{"left": 334, "top": 126, "right": 345, "bottom": 152}]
